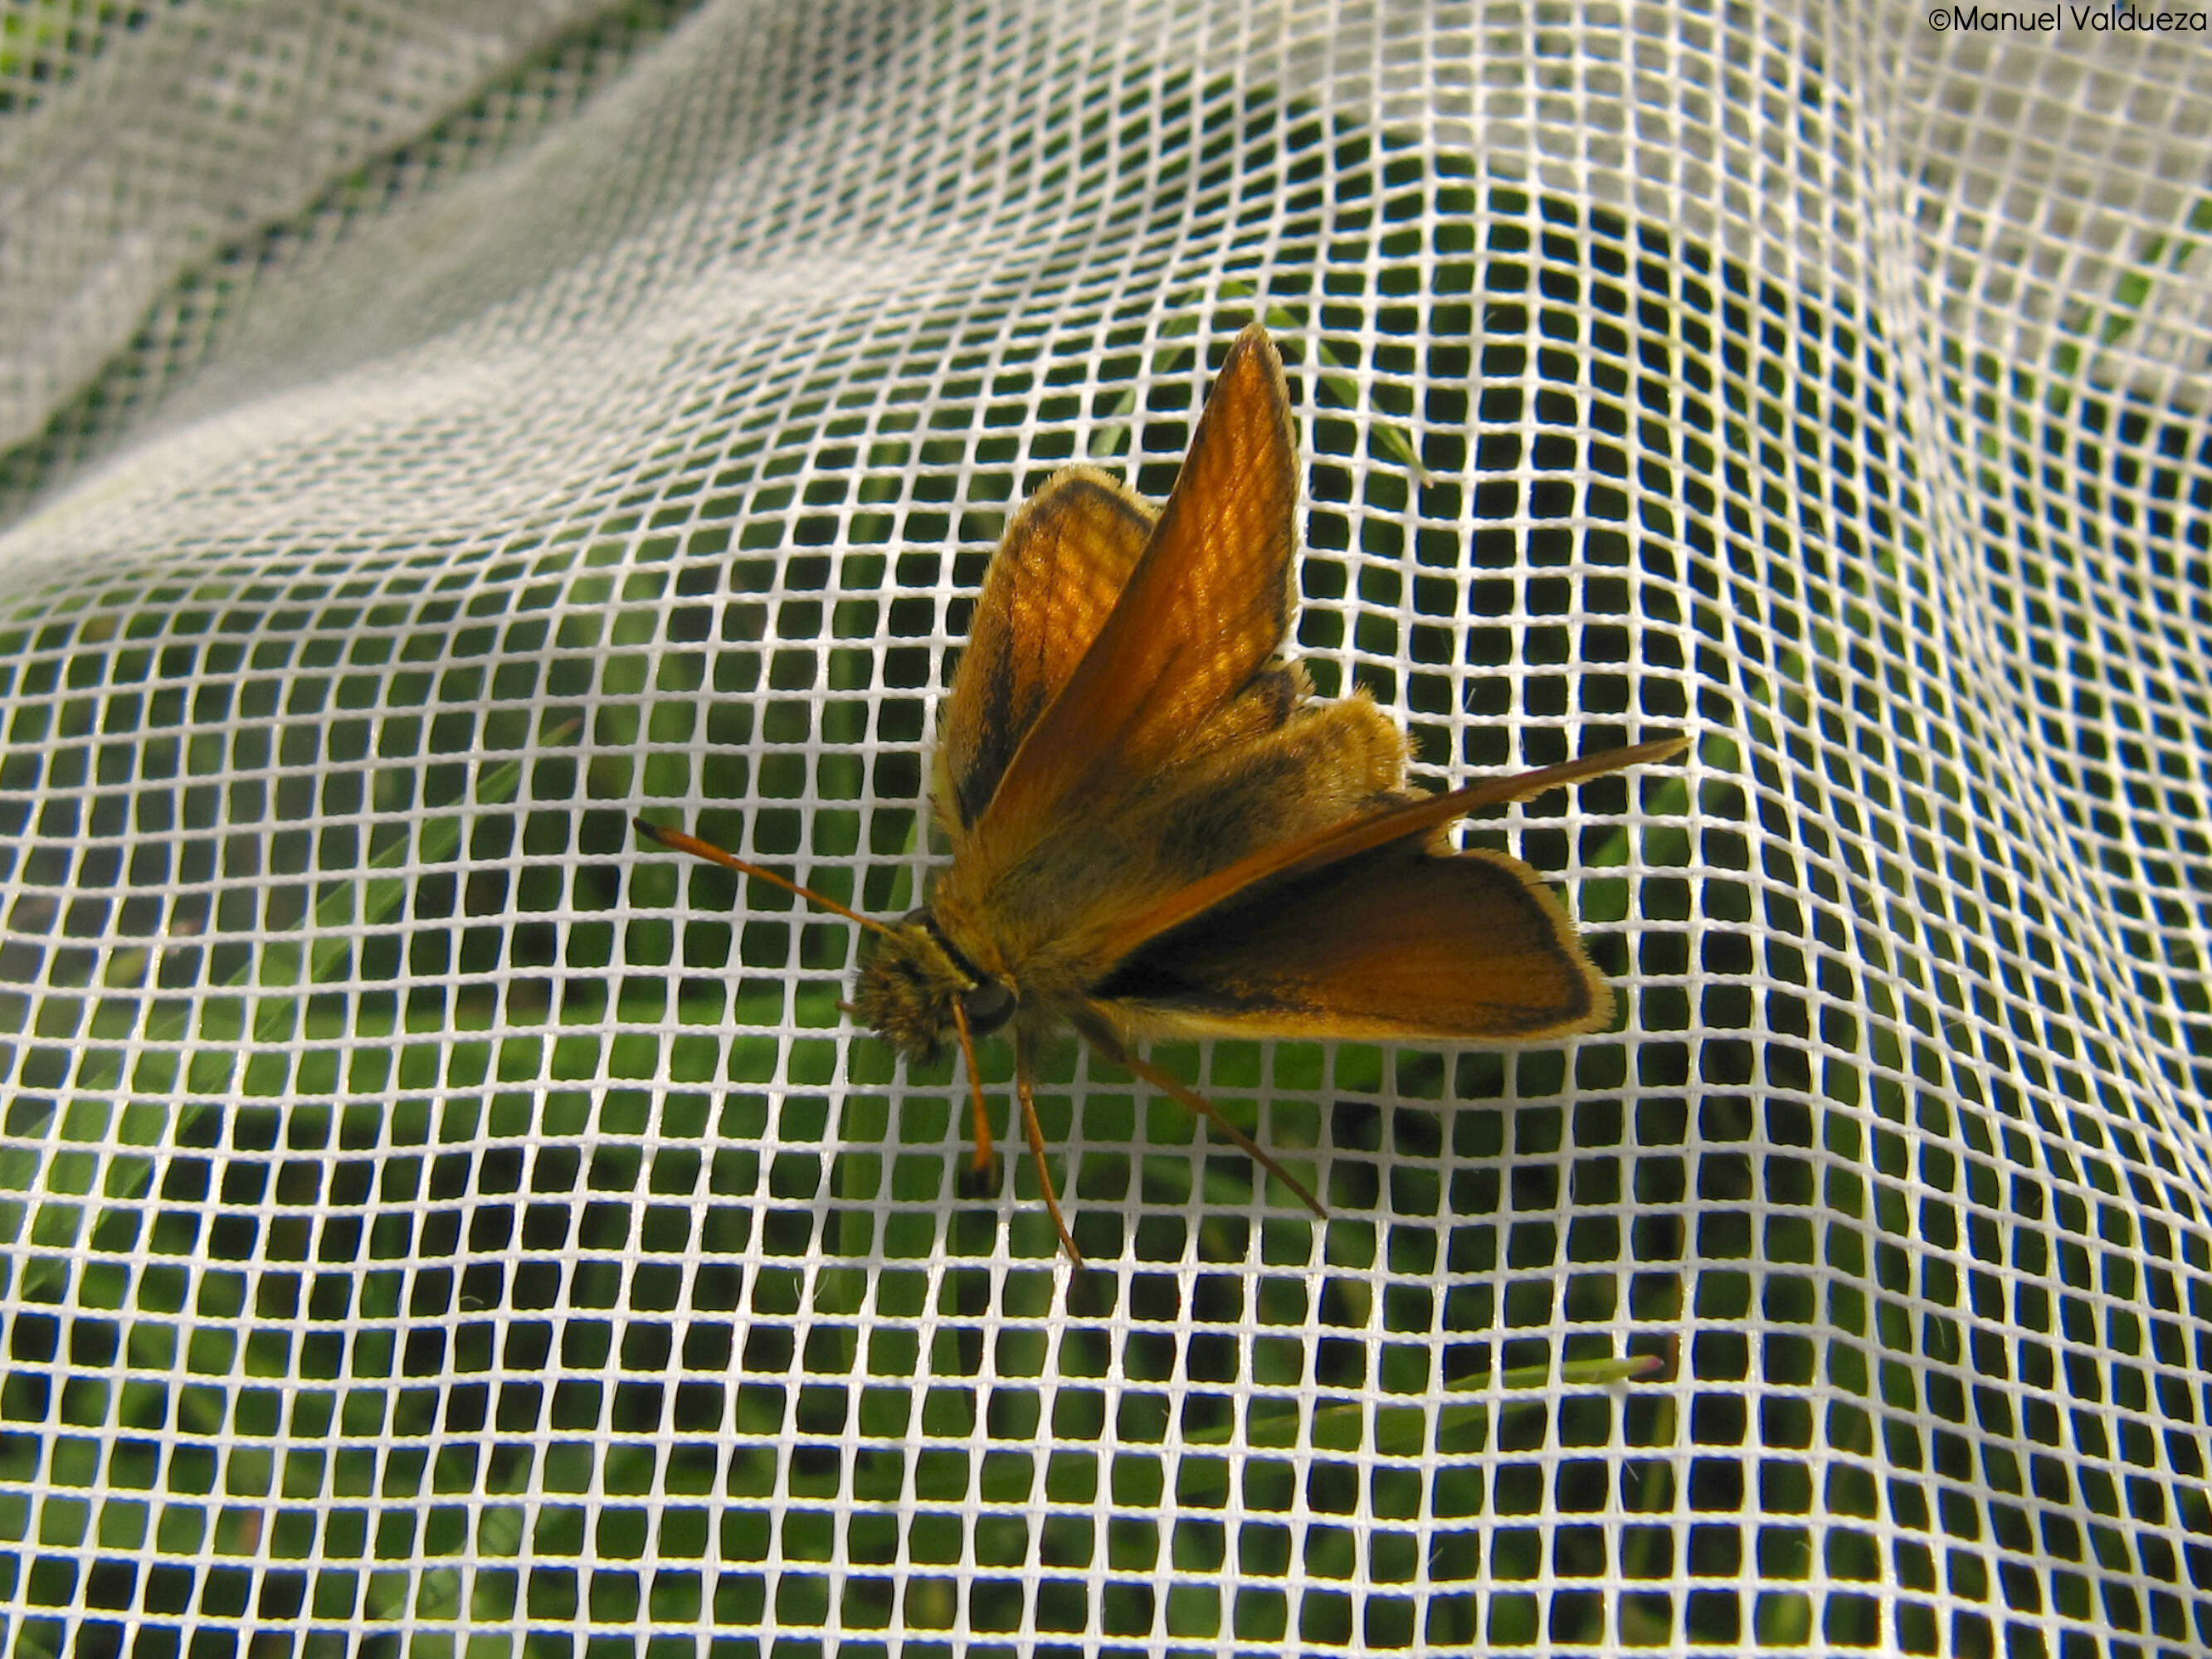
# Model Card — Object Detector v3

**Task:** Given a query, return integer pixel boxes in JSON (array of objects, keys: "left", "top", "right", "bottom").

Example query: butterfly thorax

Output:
[{"left": 850, "top": 910, "right": 1016, "bottom": 1063}]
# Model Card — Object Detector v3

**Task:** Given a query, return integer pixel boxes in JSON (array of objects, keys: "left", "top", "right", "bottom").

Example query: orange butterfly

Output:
[{"left": 637, "top": 324, "right": 1686, "bottom": 1262}]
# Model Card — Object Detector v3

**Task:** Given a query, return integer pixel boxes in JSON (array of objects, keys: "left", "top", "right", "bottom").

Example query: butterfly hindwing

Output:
[{"left": 1089, "top": 834, "right": 1611, "bottom": 1040}]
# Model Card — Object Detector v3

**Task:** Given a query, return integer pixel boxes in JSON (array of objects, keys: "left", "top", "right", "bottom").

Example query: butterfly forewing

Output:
[
  {"left": 1089, "top": 737, "right": 1691, "bottom": 968},
  {"left": 966, "top": 324, "right": 1299, "bottom": 876}
]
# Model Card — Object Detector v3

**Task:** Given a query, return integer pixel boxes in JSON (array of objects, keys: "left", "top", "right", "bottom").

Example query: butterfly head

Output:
[{"left": 850, "top": 909, "right": 1016, "bottom": 1063}]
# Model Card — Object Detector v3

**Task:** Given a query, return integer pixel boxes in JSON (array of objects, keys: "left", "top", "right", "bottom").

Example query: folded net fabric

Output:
[{"left": 2, "top": 2, "right": 2206, "bottom": 1652}]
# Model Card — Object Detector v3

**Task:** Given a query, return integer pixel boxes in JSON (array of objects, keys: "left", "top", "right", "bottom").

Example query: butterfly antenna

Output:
[
  {"left": 1013, "top": 1047, "right": 1083, "bottom": 1266},
  {"left": 1109, "top": 1044, "right": 1328, "bottom": 1222},
  {"left": 633, "top": 817, "right": 894, "bottom": 936}
]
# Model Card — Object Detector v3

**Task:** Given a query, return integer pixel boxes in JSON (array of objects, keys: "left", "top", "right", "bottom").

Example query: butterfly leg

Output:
[
  {"left": 1013, "top": 1029, "right": 1083, "bottom": 1265},
  {"left": 948, "top": 1000, "right": 996, "bottom": 1177},
  {"left": 1071, "top": 1010, "right": 1328, "bottom": 1222}
]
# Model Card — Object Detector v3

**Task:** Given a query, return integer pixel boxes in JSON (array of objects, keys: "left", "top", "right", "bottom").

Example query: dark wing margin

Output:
[{"left": 933, "top": 469, "right": 1155, "bottom": 833}]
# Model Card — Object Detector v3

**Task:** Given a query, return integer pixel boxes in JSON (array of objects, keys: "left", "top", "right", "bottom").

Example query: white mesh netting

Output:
[{"left": 2, "top": 1, "right": 2209, "bottom": 1652}]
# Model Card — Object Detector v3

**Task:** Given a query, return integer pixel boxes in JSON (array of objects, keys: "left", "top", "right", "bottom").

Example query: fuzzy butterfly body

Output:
[{"left": 638, "top": 324, "right": 1686, "bottom": 1261}]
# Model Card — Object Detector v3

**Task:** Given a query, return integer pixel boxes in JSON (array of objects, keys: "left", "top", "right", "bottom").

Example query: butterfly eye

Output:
[{"left": 960, "top": 978, "right": 1016, "bottom": 1038}]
